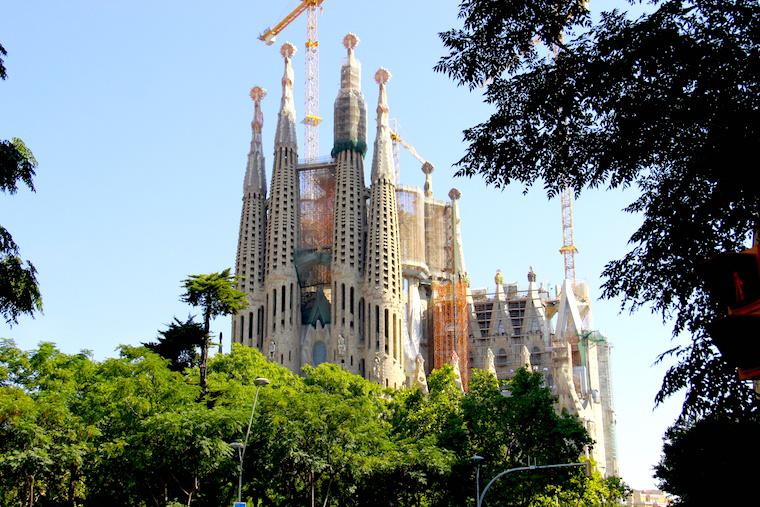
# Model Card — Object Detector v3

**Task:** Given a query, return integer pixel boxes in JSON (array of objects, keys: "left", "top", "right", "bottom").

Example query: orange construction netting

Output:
[{"left": 432, "top": 279, "right": 470, "bottom": 390}]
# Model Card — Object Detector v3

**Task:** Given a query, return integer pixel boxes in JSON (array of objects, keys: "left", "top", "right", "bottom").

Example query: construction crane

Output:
[
  {"left": 559, "top": 187, "right": 578, "bottom": 282},
  {"left": 390, "top": 129, "right": 426, "bottom": 166},
  {"left": 259, "top": 0, "right": 325, "bottom": 162},
  {"left": 390, "top": 127, "right": 429, "bottom": 183}
]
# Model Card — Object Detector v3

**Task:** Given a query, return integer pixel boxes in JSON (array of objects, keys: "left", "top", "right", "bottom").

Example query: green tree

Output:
[
  {"left": 654, "top": 415, "right": 759, "bottom": 505},
  {"left": 1, "top": 43, "right": 42, "bottom": 326},
  {"left": 436, "top": 0, "right": 760, "bottom": 419},
  {"left": 180, "top": 269, "right": 247, "bottom": 393},
  {"left": 0, "top": 340, "right": 96, "bottom": 506},
  {"left": 144, "top": 315, "right": 205, "bottom": 371},
  {"left": 0, "top": 340, "right": 624, "bottom": 506},
  {"left": 391, "top": 367, "right": 602, "bottom": 506},
  {"left": 464, "top": 369, "right": 593, "bottom": 506}
]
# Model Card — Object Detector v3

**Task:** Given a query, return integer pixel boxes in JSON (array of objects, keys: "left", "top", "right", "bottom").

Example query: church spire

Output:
[
  {"left": 332, "top": 33, "right": 367, "bottom": 157},
  {"left": 263, "top": 42, "right": 301, "bottom": 370},
  {"left": 370, "top": 68, "right": 395, "bottom": 183},
  {"left": 232, "top": 86, "right": 269, "bottom": 349},
  {"left": 330, "top": 34, "right": 369, "bottom": 376},
  {"left": 364, "top": 68, "right": 404, "bottom": 388},
  {"left": 244, "top": 86, "right": 267, "bottom": 193},
  {"left": 275, "top": 42, "right": 297, "bottom": 149}
]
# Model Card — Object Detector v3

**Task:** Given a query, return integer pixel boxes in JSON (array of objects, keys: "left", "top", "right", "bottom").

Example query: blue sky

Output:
[{"left": 1, "top": 0, "right": 683, "bottom": 489}]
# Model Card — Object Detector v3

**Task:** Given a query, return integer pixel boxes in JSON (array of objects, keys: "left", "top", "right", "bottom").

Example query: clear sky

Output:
[{"left": 1, "top": 0, "right": 683, "bottom": 490}]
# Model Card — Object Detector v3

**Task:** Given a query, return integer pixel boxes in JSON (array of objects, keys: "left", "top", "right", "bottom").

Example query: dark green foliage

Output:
[
  {"left": 143, "top": 315, "right": 205, "bottom": 371},
  {"left": 436, "top": 0, "right": 760, "bottom": 420},
  {"left": 1, "top": 42, "right": 42, "bottom": 326},
  {"left": 180, "top": 270, "right": 248, "bottom": 328},
  {"left": 0, "top": 243, "right": 42, "bottom": 326},
  {"left": 0, "top": 341, "right": 626, "bottom": 506},
  {"left": 0, "top": 138, "right": 36, "bottom": 195},
  {"left": 655, "top": 416, "right": 760, "bottom": 505},
  {"left": 0, "top": 42, "right": 6, "bottom": 79}
]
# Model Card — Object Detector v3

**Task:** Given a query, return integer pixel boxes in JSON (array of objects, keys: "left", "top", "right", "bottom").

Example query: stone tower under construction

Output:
[
  {"left": 232, "top": 35, "right": 448, "bottom": 389},
  {"left": 231, "top": 33, "right": 617, "bottom": 477}
]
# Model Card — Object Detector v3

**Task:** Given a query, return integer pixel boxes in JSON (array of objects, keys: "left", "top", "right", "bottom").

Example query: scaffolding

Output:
[
  {"left": 396, "top": 186, "right": 426, "bottom": 268},
  {"left": 432, "top": 279, "right": 470, "bottom": 389},
  {"left": 297, "top": 162, "right": 335, "bottom": 288},
  {"left": 425, "top": 200, "right": 452, "bottom": 275}
]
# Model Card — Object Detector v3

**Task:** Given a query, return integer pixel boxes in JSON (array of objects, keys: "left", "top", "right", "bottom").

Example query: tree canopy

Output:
[
  {"left": 143, "top": 316, "right": 205, "bottom": 372},
  {"left": 0, "top": 42, "right": 42, "bottom": 326},
  {"left": 436, "top": 0, "right": 760, "bottom": 420},
  {"left": 654, "top": 415, "right": 759, "bottom": 505},
  {"left": 0, "top": 340, "right": 628, "bottom": 506},
  {"left": 180, "top": 269, "right": 247, "bottom": 392}
]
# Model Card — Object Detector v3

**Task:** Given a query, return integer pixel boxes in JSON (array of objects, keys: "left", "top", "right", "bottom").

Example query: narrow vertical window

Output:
[
  {"left": 393, "top": 313, "right": 397, "bottom": 360},
  {"left": 358, "top": 298, "right": 364, "bottom": 341},
  {"left": 384, "top": 309, "right": 389, "bottom": 353}
]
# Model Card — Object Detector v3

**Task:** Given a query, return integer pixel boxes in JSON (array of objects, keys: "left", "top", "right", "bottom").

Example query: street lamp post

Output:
[
  {"left": 475, "top": 461, "right": 589, "bottom": 507},
  {"left": 230, "top": 377, "right": 270, "bottom": 503},
  {"left": 472, "top": 455, "right": 484, "bottom": 504}
]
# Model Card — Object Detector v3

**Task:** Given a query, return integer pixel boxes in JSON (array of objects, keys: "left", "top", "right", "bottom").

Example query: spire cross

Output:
[
  {"left": 250, "top": 86, "right": 267, "bottom": 132},
  {"left": 343, "top": 32, "right": 359, "bottom": 55},
  {"left": 374, "top": 68, "right": 392, "bottom": 122},
  {"left": 280, "top": 41, "right": 296, "bottom": 59},
  {"left": 277, "top": 42, "right": 298, "bottom": 127},
  {"left": 280, "top": 42, "right": 297, "bottom": 90}
]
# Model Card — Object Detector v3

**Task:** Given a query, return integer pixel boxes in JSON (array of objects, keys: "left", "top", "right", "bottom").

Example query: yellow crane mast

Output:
[{"left": 259, "top": 0, "right": 325, "bottom": 162}]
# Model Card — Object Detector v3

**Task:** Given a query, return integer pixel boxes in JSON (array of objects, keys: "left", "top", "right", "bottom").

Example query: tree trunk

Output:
[
  {"left": 321, "top": 477, "right": 334, "bottom": 507},
  {"left": 200, "top": 307, "right": 211, "bottom": 394},
  {"left": 27, "top": 474, "right": 34, "bottom": 507},
  {"left": 68, "top": 464, "right": 78, "bottom": 507}
]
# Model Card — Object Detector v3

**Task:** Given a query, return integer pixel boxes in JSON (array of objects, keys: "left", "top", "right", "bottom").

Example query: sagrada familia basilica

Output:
[{"left": 230, "top": 34, "right": 618, "bottom": 477}]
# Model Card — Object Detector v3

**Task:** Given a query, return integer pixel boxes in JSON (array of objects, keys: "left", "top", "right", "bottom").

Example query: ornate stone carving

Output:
[
  {"left": 372, "top": 354, "right": 382, "bottom": 382},
  {"left": 519, "top": 345, "right": 531, "bottom": 369},
  {"left": 414, "top": 354, "right": 429, "bottom": 394},
  {"left": 343, "top": 32, "right": 359, "bottom": 50},
  {"left": 485, "top": 348, "right": 496, "bottom": 376},
  {"left": 337, "top": 333, "right": 347, "bottom": 357},
  {"left": 269, "top": 339, "right": 277, "bottom": 358},
  {"left": 451, "top": 350, "right": 464, "bottom": 392}
]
